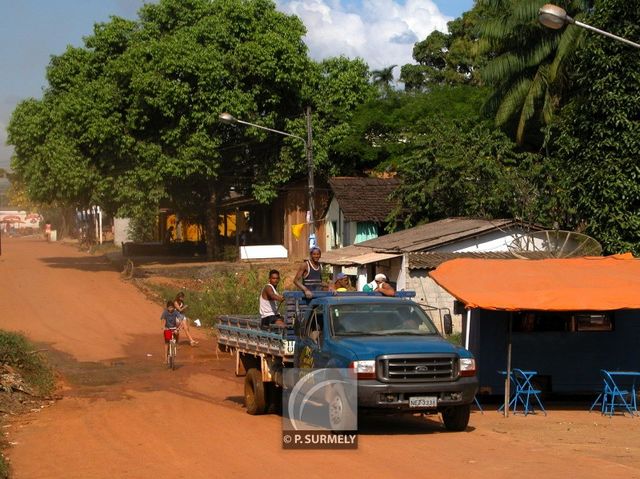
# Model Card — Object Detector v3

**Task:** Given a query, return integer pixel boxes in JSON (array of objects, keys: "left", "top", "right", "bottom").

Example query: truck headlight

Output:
[
  {"left": 459, "top": 358, "right": 476, "bottom": 377},
  {"left": 349, "top": 360, "right": 376, "bottom": 379}
]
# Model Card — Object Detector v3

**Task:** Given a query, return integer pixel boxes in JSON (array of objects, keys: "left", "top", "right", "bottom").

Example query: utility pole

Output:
[
  {"left": 219, "top": 110, "right": 317, "bottom": 248},
  {"left": 306, "top": 106, "right": 316, "bottom": 247}
]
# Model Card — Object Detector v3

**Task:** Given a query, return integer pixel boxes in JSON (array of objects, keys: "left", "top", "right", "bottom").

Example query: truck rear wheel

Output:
[
  {"left": 244, "top": 369, "right": 267, "bottom": 415},
  {"left": 442, "top": 404, "right": 470, "bottom": 431}
]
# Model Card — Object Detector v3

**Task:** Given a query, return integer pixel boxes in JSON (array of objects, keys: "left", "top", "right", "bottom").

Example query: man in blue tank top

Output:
[{"left": 294, "top": 246, "right": 327, "bottom": 299}]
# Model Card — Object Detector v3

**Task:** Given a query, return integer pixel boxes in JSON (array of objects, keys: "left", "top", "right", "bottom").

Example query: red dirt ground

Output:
[{"left": 1, "top": 236, "right": 640, "bottom": 479}]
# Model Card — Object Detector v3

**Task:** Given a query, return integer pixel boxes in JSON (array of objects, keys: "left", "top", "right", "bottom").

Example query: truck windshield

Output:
[{"left": 330, "top": 303, "right": 439, "bottom": 336}]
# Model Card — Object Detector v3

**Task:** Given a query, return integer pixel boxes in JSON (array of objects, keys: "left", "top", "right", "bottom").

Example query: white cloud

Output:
[{"left": 276, "top": 0, "right": 451, "bottom": 70}]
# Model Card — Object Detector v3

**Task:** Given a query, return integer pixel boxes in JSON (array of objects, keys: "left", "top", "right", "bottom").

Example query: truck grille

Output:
[{"left": 377, "top": 354, "right": 457, "bottom": 383}]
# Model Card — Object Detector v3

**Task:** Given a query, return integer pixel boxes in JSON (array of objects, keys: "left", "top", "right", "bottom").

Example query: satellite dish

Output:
[{"left": 507, "top": 230, "right": 602, "bottom": 259}]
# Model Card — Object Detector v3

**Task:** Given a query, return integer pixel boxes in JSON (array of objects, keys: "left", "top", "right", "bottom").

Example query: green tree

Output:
[
  {"left": 336, "top": 85, "right": 546, "bottom": 228},
  {"left": 371, "top": 65, "right": 396, "bottom": 96},
  {"left": 400, "top": 7, "right": 489, "bottom": 91},
  {"left": 548, "top": 0, "right": 640, "bottom": 254},
  {"left": 9, "top": 0, "right": 312, "bottom": 256},
  {"left": 478, "top": 0, "right": 590, "bottom": 145},
  {"left": 337, "top": 86, "right": 490, "bottom": 170},
  {"left": 388, "top": 119, "right": 544, "bottom": 228},
  {"left": 244, "top": 55, "right": 376, "bottom": 206}
]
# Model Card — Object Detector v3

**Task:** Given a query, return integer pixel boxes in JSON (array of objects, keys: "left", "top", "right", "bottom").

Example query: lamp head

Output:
[
  {"left": 219, "top": 112, "right": 237, "bottom": 124},
  {"left": 538, "top": 4, "right": 572, "bottom": 30}
]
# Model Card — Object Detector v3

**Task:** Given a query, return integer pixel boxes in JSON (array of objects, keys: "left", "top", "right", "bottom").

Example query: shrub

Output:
[
  {"left": 0, "top": 454, "right": 8, "bottom": 479},
  {"left": 446, "top": 332, "right": 463, "bottom": 347},
  {"left": 0, "top": 330, "right": 54, "bottom": 395},
  {"left": 149, "top": 270, "right": 265, "bottom": 328}
]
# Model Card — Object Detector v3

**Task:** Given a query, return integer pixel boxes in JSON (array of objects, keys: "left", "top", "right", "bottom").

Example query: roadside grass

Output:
[
  {"left": 148, "top": 269, "right": 265, "bottom": 328},
  {"left": 87, "top": 242, "right": 120, "bottom": 256},
  {"left": 0, "top": 330, "right": 55, "bottom": 479},
  {"left": 0, "top": 331, "right": 54, "bottom": 396},
  {"left": 0, "top": 453, "right": 8, "bottom": 479}
]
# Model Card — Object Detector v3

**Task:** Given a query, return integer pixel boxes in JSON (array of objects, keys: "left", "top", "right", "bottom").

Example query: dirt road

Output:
[{"left": 1, "top": 237, "right": 640, "bottom": 479}]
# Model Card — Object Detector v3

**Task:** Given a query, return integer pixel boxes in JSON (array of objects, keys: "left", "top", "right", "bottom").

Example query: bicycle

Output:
[
  {"left": 164, "top": 328, "right": 179, "bottom": 370},
  {"left": 121, "top": 259, "right": 135, "bottom": 279}
]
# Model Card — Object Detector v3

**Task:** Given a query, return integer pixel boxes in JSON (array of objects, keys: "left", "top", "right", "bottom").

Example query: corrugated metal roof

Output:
[
  {"left": 321, "top": 218, "right": 542, "bottom": 267},
  {"left": 346, "top": 252, "right": 401, "bottom": 265},
  {"left": 408, "top": 251, "right": 548, "bottom": 270},
  {"left": 321, "top": 245, "right": 375, "bottom": 265},
  {"left": 356, "top": 218, "right": 526, "bottom": 252}
]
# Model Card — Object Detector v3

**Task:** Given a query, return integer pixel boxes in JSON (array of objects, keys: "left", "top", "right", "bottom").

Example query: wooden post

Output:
[{"left": 504, "top": 312, "right": 513, "bottom": 417}]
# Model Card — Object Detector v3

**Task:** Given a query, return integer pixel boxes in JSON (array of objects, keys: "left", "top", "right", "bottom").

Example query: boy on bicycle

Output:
[{"left": 161, "top": 300, "right": 182, "bottom": 363}]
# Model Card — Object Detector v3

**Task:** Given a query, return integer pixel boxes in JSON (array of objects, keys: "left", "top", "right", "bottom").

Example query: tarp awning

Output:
[
  {"left": 321, "top": 247, "right": 400, "bottom": 266},
  {"left": 347, "top": 252, "right": 400, "bottom": 265},
  {"left": 429, "top": 254, "right": 640, "bottom": 311}
]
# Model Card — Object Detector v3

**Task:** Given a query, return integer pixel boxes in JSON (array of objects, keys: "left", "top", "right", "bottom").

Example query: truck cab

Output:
[{"left": 294, "top": 295, "right": 478, "bottom": 431}]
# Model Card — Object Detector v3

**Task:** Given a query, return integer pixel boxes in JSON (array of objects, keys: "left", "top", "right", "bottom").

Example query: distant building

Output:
[{"left": 322, "top": 217, "right": 546, "bottom": 332}]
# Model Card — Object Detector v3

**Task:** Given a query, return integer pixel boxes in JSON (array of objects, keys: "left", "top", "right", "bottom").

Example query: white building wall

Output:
[
  {"left": 324, "top": 198, "right": 360, "bottom": 249},
  {"left": 431, "top": 229, "right": 529, "bottom": 253},
  {"left": 114, "top": 217, "right": 132, "bottom": 246},
  {"left": 406, "top": 270, "right": 462, "bottom": 334},
  {"left": 324, "top": 198, "right": 342, "bottom": 251}
]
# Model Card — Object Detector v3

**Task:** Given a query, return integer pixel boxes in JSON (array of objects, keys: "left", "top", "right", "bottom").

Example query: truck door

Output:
[{"left": 298, "top": 306, "right": 330, "bottom": 369}]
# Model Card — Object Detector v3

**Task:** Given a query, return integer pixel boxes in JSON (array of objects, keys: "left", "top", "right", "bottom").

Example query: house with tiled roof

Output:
[{"left": 324, "top": 176, "right": 401, "bottom": 251}]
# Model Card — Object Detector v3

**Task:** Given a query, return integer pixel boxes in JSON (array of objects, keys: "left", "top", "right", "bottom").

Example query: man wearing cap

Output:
[
  {"left": 294, "top": 247, "right": 327, "bottom": 299},
  {"left": 367, "top": 273, "right": 395, "bottom": 297},
  {"left": 332, "top": 272, "right": 354, "bottom": 292}
]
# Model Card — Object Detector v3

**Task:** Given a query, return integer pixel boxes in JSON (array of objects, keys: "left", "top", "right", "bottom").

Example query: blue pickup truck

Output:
[{"left": 217, "top": 291, "right": 478, "bottom": 431}]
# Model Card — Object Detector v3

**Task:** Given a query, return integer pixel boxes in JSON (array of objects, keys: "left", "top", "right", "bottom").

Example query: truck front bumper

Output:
[{"left": 357, "top": 376, "right": 478, "bottom": 411}]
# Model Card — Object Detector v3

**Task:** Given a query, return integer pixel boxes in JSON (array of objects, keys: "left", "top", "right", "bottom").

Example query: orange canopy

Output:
[{"left": 429, "top": 254, "right": 640, "bottom": 311}]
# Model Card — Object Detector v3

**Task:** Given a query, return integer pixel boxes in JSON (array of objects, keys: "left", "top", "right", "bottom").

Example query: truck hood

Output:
[{"left": 335, "top": 335, "right": 460, "bottom": 359}]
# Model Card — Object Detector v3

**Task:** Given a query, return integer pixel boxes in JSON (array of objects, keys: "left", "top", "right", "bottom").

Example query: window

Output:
[
  {"left": 330, "top": 303, "right": 438, "bottom": 336},
  {"left": 574, "top": 313, "right": 613, "bottom": 332},
  {"left": 354, "top": 222, "right": 378, "bottom": 243},
  {"left": 305, "top": 308, "right": 323, "bottom": 342},
  {"left": 512, "top": 311, "right": 614, "bottom": 333}
]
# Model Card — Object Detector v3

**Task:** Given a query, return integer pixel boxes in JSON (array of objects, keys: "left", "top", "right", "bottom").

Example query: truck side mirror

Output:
[{"left": 443, "top": 313, "right": 453, "bottom": 335}]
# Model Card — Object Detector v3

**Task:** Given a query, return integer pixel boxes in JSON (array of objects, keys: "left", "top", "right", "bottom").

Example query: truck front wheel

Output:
[
  {"left": 327, "top": 384, "right": 356, "bottom": 431},
  {"left": 244, "top": 369, "right": 268, "bottom": 415},
  {"left": 441, "top": 404, "right": 470, "bottom": 431}
]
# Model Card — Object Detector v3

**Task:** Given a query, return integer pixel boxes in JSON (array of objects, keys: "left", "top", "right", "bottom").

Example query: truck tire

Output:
[
  {"left": 244, "top": 369, "right": 268, "bottom": 415},
  {"left": 442, "top": 404, "right": 471, "bottom": 431},
  {"left": 327, "top": 384, "right": 356, "bottom": 431}
]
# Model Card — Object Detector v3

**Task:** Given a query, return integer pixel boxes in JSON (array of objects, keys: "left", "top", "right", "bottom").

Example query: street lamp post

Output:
[
  {"left": 538, "top": 4, "right": 640, "bottom": 49},
  {"left": 219, "top": 111, "right": 316, "bottom": 247}
]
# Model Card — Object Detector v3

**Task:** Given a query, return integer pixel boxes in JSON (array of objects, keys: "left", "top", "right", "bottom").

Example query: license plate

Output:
[{"left": 409, "top": 396, "right": 438, "bottom": 408}]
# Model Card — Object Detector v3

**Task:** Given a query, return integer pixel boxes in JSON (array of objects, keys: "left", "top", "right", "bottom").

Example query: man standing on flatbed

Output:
[{"left": 294, "top": 246, "right": 330, "bottom": 298}]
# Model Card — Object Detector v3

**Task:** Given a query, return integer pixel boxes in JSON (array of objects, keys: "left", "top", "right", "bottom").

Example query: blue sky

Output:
[{"left": 0, "top": 0, "right": 474, "bottom": 171}]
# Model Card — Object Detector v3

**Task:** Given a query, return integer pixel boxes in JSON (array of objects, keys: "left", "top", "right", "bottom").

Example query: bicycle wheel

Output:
[
  {"left": 168, "top": 340, "right": 176, "bottom": 370},
  {"left": 122, "top": 259, "right": 134, "bottom": 279}
]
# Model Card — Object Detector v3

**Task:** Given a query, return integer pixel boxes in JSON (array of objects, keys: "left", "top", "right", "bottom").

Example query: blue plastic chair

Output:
[
  {"left": 511, "top": 369, "right": 546, "bottom": 416},
  {"left": 589, "top": 377, "right": 611, "bottom": 414},
  {"left": 473, "top": 395, "right": 484, "bottom": 414},
  {"left": 600, "top": 370, "right": 635, "bottom": 417}
]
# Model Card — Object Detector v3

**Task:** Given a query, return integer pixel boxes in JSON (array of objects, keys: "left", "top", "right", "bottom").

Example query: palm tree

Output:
[
  {"left": 478, "top": 0, "right": 591, "bottom": 144},
  {"left": 371, "top": 65, "right": 397, "bottom": 94}
]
